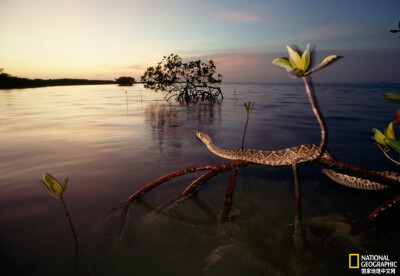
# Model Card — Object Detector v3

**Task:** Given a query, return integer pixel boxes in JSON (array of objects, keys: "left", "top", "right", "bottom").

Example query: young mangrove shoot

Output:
[{"left": 241, "top": 102, "right": 255, "bottom": 150}]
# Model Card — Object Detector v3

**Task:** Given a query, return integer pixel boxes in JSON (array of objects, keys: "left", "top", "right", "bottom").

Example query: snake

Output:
[{"left": 196, "top": 131, "right": 400, "bottom": 191}]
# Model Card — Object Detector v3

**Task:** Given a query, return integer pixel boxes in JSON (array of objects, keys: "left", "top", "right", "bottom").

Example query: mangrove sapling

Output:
[
  {"left": 40, "top": 174, "right": 78, "bottom": 245},
  {"left": 373, "top": 121, "right": 400, "bottom": 165},
  {"left": 241, "top": 102, "right": 255, "bottom": 150},
  {"left": 272, "top": 44, "right": 339, "bottom": 251},
  {"left": 218, "top": 101, "right": 255, "bottom": 224},
  {"left": 125, "top": 91, "right": 128, "bottom": 115},
  {"left": 40, "top": 173, "right": 90, "bottom": 275},
  {"left": 272, "top": 44, "right": 339, "bottom": 155},
  {"left": 218, "top": 101, "right": 254, "bottom": 223},
  {"left": 370, "top": 96, "right": 400, "bottom": 214},
  {"left": 372, "top": 93, "right": 400, "bottom": 165}
]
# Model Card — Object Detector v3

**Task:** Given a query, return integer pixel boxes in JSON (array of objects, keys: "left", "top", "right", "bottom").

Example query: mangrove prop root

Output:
[
  {"left": 365, "top": 193, "right": 400, "bottom": 223},
  {"left": 183, "top": 160, "right": 250, "bottom": 195},
  {"left": 292, "top": 160, "right": 303, "bottom": 252},
  {"left": 108, "top": 160, "right": 251, "bottom": 215},
  {"left": 108, "top": 151, "right": 400, "bottom": 233},
  {"left": 157, "top": 170, "right": 218, "bottom": 211},
  {"left": 292, "top": 161, "right": 302, "bottom": 226},
  {"left": 127, "top": 164, "right": 218, "bottom": 202},
  {"left": 106, "top": 164, "right": 224, "bottom": 215},
  {"left": 317, "top": 157, "right": 400, "bottom": 189},
  {"left": 220, "top": 169, "right": 237, "bottom": 223},
  {"left": 105, "top": 161, "right": 249, "bottom": 235},
  {"left": 159, "top": 161, "right": 250, "bottom": 211}
]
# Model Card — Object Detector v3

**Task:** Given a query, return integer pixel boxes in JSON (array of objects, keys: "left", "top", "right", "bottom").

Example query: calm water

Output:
[{"left": 1, "top": 83, "right": 400, "bottom": 275}]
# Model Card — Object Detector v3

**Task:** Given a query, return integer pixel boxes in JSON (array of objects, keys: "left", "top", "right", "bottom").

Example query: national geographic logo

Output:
[
  {"left": 349, "top": 254, "right": 360, "bottom": 269},
  {"left": 349, "top": 254, "right": 397, "bottom": 274}
]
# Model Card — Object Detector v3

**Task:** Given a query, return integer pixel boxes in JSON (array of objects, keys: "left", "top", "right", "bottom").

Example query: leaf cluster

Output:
[
  {"left": 372, "top": 93, "right": 400, "bottom": 157},
  {"left": 40, "top": 173, "right": 68, "bottom": 199},
  {"left": 272, "top": 44, "right": 339, "bottom": 78},
  {"left": 141, "top": 54, "right": 223, "bottom": 102}
]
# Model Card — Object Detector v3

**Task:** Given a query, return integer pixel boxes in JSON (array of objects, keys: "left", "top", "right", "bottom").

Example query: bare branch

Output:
[{"left": 377, "top": 144, "right": 400, "bottom": 165}]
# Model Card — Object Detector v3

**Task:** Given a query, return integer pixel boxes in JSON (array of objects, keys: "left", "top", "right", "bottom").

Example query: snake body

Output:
[
  {"left": 196, "top": 132, "right": 326, "bottom": 166},
  {"left": 196, "top": 131, "right": 399, "bottom": 190}
]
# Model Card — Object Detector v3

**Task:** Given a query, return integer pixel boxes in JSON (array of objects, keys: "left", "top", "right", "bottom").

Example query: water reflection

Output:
[
  {"left": 144, "top": 101, "right": 222, "bottom": 157},
  {"left": 1, "top": 83, "right": 400, "bottom": 275}
]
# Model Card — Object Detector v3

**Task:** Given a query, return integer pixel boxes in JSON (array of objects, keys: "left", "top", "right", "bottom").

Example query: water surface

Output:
[{"left": 1, "top": 83, "right": 400, "bottom": 275}]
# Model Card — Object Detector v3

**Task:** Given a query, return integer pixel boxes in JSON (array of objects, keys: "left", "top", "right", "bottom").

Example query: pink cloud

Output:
[
  {"left": 213, "top": 54, "right": 258, "bottom": 69},
  {"left": 219, "top": 11, "right": 263, "bottom": 22},
  {"left": 203, "top": 51, "right": 281, "bottom": 82},
  {"left": 296, "top": 23, "right": 356, "bottom": 40},
  {"left": 324, "top": 23, "right": 355, "bottom": 29}
]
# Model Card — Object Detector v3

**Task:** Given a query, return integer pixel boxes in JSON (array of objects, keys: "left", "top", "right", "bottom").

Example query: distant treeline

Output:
[{"left": 0, "top": 73, "right": 116, "bottom": 89}]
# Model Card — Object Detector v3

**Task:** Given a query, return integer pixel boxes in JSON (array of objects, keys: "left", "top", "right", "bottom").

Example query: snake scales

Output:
[{"left": 196, "top": 131, "right": 400, "bottom": 191}]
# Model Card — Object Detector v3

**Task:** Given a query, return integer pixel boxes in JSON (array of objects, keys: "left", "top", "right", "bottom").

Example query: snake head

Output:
[{"left": 196, "top": 131, "right": 212, "bottom": 143}]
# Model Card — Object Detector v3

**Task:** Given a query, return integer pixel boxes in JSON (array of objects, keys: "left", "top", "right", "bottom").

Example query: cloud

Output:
[
  {"left": 296, "top": 23, "right": 357, "bottom": 41},
  {"left": 94, "top": 46, "right": 400, "bottom": 83},
  {"left": 96, "top": 63, "right": 148, "bottom": 71},
  {"left": 93, "top": 63, "right": 149, "bottom": 80},
  {"left": 218, "top": 11, "right": 263, "bottom": 23},
  {"left": 183, "top": 47, "right": 400, "bottom": 83},
  {"left": 184, "top": 48, "right": 281, "bottom": 82}
]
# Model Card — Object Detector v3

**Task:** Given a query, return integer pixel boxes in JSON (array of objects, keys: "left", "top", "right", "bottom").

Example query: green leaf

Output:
[
  {"left": 301, "top": 44, "right": 310, "bottom": 70},
  {"left": 372, "top": 128, "right": 387, "bottom": 146},
  {"left": 42, "top": 173, "right": 63, "bottom": 196},
  {"left": 384, "top": 122, "right": 395, "bottom": 139},
  {"left": 382, "top": 93, "right": 400, "bottom": 105},
  {"left": 309, "top": 55, "right": 339, "bottom": 74},
  {"left": 244, "top": 102, "right": 255, "bottom": 112},
  {"left": 43, "top": 173, "right": 53, "bottom": 186},
  {"left": 62, "top": 177, "right": 68, "bottom": 192},
  {"left": 385, "top": 137, "right": 400, "bottom": 153},
  {"left": 286, "top": 46, "right": 303, "bottom": 69},
  {"left": 40, "top": 181, "right": 59, "bottom": 199},
  {"left": 272, "top": 58, "right": 292, "bottom": 72}
]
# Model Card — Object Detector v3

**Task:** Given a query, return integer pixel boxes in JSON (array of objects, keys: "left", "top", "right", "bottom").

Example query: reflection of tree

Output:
[{"left": 144, "top": 101, "right": 222, "bottom": 157}]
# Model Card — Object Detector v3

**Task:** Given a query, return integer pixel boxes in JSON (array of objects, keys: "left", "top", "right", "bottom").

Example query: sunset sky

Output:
[{"left": 0, "top": 0, "right": 399, "bottom": 83}]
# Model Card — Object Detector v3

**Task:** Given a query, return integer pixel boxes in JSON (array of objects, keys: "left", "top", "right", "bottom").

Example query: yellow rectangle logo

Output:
[{"left": 349, "top": 254, "right": 359, "bottom": 269}]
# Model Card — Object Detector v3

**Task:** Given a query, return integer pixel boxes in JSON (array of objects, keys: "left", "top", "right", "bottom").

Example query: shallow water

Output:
[{"left": 1, "top": 83, "right": 400, "bottom": 275}]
